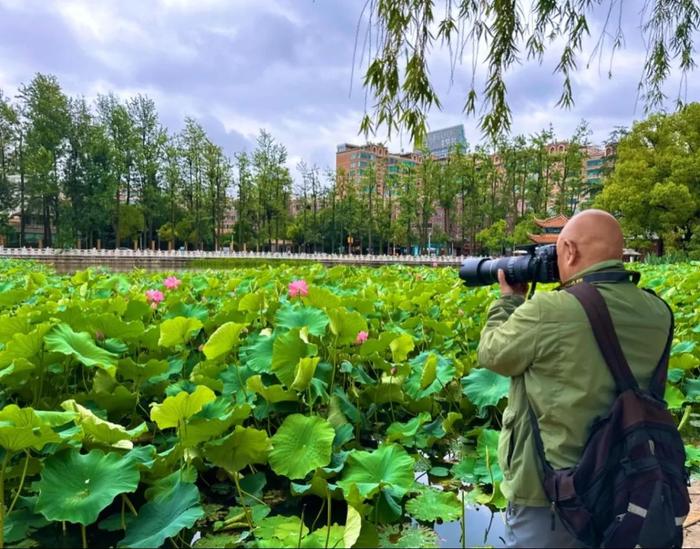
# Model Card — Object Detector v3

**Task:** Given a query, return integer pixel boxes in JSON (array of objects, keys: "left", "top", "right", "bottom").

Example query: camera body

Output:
[{"left": 459, "top": 244, "right": 560, "bottom": 287}]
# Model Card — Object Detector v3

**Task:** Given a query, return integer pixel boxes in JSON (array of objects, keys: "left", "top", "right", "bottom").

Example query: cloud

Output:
[{"left": 0, "top": 0, "right": 698, "bottom": 179}]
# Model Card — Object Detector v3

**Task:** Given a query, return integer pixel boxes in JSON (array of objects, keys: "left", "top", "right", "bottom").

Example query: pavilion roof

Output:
[
  {"left": 527, "top": 233, "right": 559, "bottom": 244},
  {"left": 533, "top": 214, "right": 569, "bottom": 229}
]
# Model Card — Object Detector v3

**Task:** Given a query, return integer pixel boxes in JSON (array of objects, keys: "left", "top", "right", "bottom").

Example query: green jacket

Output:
[{"left": 477, "top": 260, "right": 672, "bottom": 507}]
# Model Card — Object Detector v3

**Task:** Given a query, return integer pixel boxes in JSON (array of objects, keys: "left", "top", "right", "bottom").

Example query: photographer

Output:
[{"left": 476, "top": 210, "right": 679, "bottom": 548}]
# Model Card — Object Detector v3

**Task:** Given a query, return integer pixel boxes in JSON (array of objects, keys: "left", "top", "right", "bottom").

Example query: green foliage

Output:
[
  {"left": 36, "top": 449, "right": 140, "bottom": 525},
  {"left": 597, "top": 105, "right": 700, "bottom": 255},
  {"left": 118, "top": 481, "right": 204, "bottom": 548},
  {"left": 362, "top": 1, "right": 698, "bottom": 141},
  {"left": 0, "top": 260, "right": 697, "bottom": 547}
]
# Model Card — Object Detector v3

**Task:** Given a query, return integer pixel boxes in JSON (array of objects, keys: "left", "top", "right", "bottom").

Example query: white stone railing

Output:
[{"left": 0, "top": 246, "right": 464, "bottom": 265}]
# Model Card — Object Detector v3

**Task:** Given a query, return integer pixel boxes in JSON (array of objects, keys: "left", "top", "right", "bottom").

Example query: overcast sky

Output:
[{"left": 1, "top": 0, "right": 698, "bottom": 179}]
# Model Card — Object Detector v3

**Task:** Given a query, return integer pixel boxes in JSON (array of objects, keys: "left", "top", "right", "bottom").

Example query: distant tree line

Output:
[{"left": 0, "top": 74, "right": 697, "bottom": 256}]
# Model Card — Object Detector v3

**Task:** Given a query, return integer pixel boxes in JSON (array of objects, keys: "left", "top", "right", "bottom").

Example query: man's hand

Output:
[{"left": 498, "top": 269, "right": 528, "bottom": 297}]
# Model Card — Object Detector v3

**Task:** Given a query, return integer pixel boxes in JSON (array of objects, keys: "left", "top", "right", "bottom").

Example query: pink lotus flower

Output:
[
  {"left": 432, "top": 261, "right": 438, "bottom": 267},
  {"left": 164, "top": 276, "right": 181, "bottom": 290},
  {"left": 288, "top": 279, "right": 309, "bottom": 298},
  {"left": 355, "top": 330, "right": 369, "bottom": 345},
  {"left": 145, "top": 289, "right": 165, "bottom": 304}
]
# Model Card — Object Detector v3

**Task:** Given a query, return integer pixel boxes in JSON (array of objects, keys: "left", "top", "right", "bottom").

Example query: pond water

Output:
[{"left": 435, "top": 503, "right": 506, "bottom": 548}]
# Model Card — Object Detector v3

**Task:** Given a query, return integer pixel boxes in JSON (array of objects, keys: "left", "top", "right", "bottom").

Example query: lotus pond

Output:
[{"left": 0, "top": 259, "right": 698, "bottom": 548}]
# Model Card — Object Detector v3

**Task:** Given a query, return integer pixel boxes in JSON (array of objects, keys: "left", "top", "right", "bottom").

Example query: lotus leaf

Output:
[
  {"left": 44, "top": 323, "right": 118, "bottom": 373},
  {"left": 275, "top": 304, "right": 329, "bottom": 336},
  {"left": 3, "top": 498, "right": 49, "bottom": 544},
  {"left": 271, "top": 328, "right": 316, "bottom": 387},
  {"left": 337, "top": 444, "right": 415, "bottom": 499},
  {"left": 239, "top": 332, "right": 275, "bottom": 373},
  {"left": 405, "top": 352, "right": 455, "bottom": 400},
  {"left": 247, "top": 375, "right": 298, "bottom": 403},
  {"left": 0, "top": 324, "right": 51, "bottom": 367},
  {"left": 117, "top": 357, "right": 169, "bottom": 382},
  {"left": 150, "top": 385, "right": 216, "bottom": 429},
  {"left": 119, "top": 481, "right": 204, "bottom": 548},
  {"left": 0, "top": 404, "right": 63, "bottom": 451},
  {"left": 328, "top": 307, "right": 368, "bottom": 345},
  {"left": 300, "top": 524, "right": 346, "bottom": 548},
  {"left": 61, "top": 399, "right": 147, "bottom": 448},
  {"left": 36, "top": 449, "right": 140, "bottom": 525},
  {"left": 386, "top": 412, "right": 432, "bottom": 442},
  {"left": 377, "top": 525, "right": 439, "bottom": 548},
  {"left": 158, "top": 316, "right": 203, "bottom": 347},
  {"left": 405, "top": 487, "right": 462, "bottom": 522},
  {"left": 269, "top": 414, "right": 335, "bottom": 479},
  {"left": 390, "top": 334, "right": 415, "bottom": 362},
  {"left": 461, "top": 367, "right": 510, "bottom": 416},
  {"left": 291, "top": 356, "right": 320, "bottom": 391},
  {"left": 254, "top": 515, "right": 308, "bottom": 547},
  {"left": 344, "top": 505, "right": 363, "bottom": 548},
  {"left": 205, "top": 425, "right": 271, "bottom": 473},
  {"left": 665, "top": 383, "right": 686, "bottom": 410},
  {"left": 202, "top": 321, "right": 247, "bottom": 360}
]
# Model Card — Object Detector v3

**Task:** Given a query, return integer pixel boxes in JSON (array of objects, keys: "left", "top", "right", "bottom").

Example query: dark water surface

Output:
[{"left": 435, "top": 503, "right": 507, "bottom": 548}]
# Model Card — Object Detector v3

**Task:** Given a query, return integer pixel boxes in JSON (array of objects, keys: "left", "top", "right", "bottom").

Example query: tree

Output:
[
  {"left": 233, "top": 151, "right": 255, "bottom": 250},
  {"left": 0, "top": 92, "right": 18, "bottom": 219},
  {"left": 252, "top": 130, "right": 292, "bottom": 251},
  {"left": 128, "top": 94, "right": 167, "bottom": 247},
  {"left": 18, "top": 74, "right": 70, "bottom": 247},
  {"left": 360, "top": 1, "right": 700, "bottom": 142},
  {"left": 596, "top": 104, "right": 700, "bottom": 255},
  {"left": 96, "top": 94, "right": 138, "bottom": 248},
  {"left": 62, "top": 97, "right": 114, "bottom": 247}
]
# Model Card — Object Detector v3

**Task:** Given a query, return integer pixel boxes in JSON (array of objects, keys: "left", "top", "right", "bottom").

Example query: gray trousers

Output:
[{"left": 505, "top": 503, "right": 586, "bottom": 548}]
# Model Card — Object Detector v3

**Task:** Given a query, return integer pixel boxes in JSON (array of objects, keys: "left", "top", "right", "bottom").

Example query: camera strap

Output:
[{"left": 559, "top": 270, "right": 640, "bottom": 289}]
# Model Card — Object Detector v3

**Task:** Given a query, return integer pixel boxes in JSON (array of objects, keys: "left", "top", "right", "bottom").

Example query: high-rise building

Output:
[
  {"left": 335, "top": 142, "right": 420, "bottom": 196},
  {"left": 422, "top": 125, "right": 467, "bottom": 159}
]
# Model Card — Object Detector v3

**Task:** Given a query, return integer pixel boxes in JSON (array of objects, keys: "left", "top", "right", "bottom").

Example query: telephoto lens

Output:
[{"left": 459, "top": 244, "right": 559, "bottom": 287}]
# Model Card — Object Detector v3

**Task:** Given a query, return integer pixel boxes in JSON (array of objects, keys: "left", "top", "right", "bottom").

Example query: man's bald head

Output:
[{"left": 556, "top": 209, "right": 624, "bottom": 282}]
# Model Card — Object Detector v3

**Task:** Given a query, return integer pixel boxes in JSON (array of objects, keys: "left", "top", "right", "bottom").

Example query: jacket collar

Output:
[{"left": 559, "top": 259, "right": 626, "bottom": 289}]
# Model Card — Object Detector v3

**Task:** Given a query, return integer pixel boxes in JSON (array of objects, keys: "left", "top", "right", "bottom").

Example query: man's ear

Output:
[{"left": 563, "top": 238, "right": 578, "bottom": 266}]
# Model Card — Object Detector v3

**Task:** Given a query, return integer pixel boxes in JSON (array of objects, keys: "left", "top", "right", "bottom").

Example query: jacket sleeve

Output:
[{"left": 477, "top": 294, "right": 541, "bottom": 377}]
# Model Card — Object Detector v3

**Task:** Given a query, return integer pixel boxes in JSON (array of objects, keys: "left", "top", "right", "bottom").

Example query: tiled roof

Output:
[
  {"left": 533, "top": 214, "right": 569, "bottom": 228},
  {"left": 527, "top": 233, "right": 559, "bottom": 244}
]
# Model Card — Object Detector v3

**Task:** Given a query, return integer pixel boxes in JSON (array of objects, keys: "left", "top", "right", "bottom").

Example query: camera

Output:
[{"left": 459, "top": 244, "right": 560, "bottom": 287}]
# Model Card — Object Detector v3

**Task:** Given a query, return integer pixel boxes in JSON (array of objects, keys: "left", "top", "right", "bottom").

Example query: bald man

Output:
[{"left": 477, "top": 210, "right": 673, "bottom": 548}]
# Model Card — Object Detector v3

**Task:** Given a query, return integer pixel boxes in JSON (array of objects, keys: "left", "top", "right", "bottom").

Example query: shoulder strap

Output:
[
  {"left": 643, "top": 289, "right": 675, "bottom": 400},
  {"left": 566, "top": 282, "right": 638, "bottom": 393}
]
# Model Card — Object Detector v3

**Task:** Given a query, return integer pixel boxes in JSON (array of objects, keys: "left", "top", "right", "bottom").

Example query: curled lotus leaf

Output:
[
  {"left": 202, "top": 322, "right": 247, "bottom": 361},
  {"left": 61, "top": 399, "right": 147, "bottom": 449},
  {"left": 44, "top": 323, "right": 118, "bottom": 374},
  {"left": 150, "top": 385, "right": 216, "bottom": 430},
  {"left": 0, "top": 404, "right": 68, "bottom": 451},
  {"left": 36, "top": 449, "right": 140, "bottom": 525},
  {"left": 158, "top": 316, "right": 203, "bottom": 348},
  {"left": 205, "top": 425, "right": 271, "bottom": 473}
]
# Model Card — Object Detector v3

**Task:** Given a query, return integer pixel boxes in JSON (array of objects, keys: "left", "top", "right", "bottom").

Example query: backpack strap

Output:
[
  {"left": 566, "top": 282, "right": 638, "bottom": 393},
  {"left": 643, "top": 289, "right": 675, "bottom": 400}
]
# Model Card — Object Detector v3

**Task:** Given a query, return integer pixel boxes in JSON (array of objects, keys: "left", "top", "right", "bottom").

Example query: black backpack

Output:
[{"left": 529, "top": 278, "right": 690, "bottom": 548}]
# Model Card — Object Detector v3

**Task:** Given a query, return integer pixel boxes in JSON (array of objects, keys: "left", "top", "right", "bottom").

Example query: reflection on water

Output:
[{"left": 435, "top": 503, "right": 507, "bottom": 548}]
